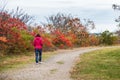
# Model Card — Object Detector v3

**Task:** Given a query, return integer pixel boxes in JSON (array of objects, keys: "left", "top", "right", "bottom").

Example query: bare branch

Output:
[
  {"left": 112, "top": 4, "right": 120, "bottom": 10},
  {"left": 0, "top": 0, "right": 7, "bottom": 12},
  {"left": 8, "top": 7, "right": 34, "bottom": 25},
  {"left": 112, "top": 4, "right": 120, "bottom": 27}
]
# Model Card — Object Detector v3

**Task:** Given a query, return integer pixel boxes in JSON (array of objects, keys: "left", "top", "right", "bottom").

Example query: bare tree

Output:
[
  {"left": 0, "top": 0, "right": 34, "bottom": 25},
  {"left": 46, "top": 13, "right": 72, "bottom": 28},
  {"left": 112, "top": 4, "right": 120, "bottom": 26},
  {"left": 8, "top": 7, "right": 34, "bottom": 25},
  {"left": 83, "top": 19, "right": 95, "bottom": 30},
  {"left": 112, "top": 4, "right": 120, "bottom": 36},
  {"left": 113, "top": 4, "right": 120, "bottom": 10},
  {"left": 45, "top": 13, "right": 95, "bottom": 33}
]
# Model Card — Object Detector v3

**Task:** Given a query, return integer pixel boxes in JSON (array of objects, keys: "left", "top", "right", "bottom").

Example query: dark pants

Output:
[{"left": 35, "top": 49, "right": 42, "bottom": 63}]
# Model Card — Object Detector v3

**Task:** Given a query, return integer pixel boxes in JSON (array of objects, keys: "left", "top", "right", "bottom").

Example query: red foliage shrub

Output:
[
  {"left": 0, "top": 12, "right": 27, "bottom": 54},
  {"left": 52, "top": 30, "right": 73, "bottom": 48}
]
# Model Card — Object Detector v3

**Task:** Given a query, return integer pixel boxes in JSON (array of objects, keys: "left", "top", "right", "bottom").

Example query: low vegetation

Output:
[
  {"left": 56, "top": 61, "right": 64, "bottom": 64},
  {"left": 50, "top": 69, "right": 58, "bottom": 74},
  {"left": 0, "top": 51, "right": 56, "bottom": 72},
  {"left": 71, "top": 47, "right": 120, "bottom": 80}
]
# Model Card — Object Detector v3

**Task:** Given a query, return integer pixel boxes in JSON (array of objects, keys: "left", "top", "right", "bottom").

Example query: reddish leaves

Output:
[
  {"left": 52, "top": 30, "right": 73, "bottom": 48},
  {"left": 0, "top": 12, "right": 27, "bottom": 53}
]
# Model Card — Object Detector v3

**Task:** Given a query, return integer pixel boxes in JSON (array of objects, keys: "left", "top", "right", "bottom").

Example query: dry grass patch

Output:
[
  {"left": 0, "top": 51, "right": 57, "bottom": 72},
  {"left": 56, "top": 61, "right": 64, "bottom": 64}
]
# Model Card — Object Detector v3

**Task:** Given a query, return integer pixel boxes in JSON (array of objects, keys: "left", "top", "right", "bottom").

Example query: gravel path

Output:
[{"left": 0, "top": 47, "right": 100, "bottom": 80}]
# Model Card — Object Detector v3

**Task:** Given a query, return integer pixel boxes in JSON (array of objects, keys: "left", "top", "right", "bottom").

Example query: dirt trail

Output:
[{"left": 0, "top": 47, "right": 100, "bottom": 80}]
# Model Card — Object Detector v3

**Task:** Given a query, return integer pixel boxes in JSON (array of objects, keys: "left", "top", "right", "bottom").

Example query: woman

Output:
[{"left": 33, "top": 34, "right": 43, "bottom": 64}]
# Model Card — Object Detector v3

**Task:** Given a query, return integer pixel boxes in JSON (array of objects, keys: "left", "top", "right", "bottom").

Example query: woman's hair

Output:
[{"left": 35, "top": 34, "right": 41, "bottom": 37}]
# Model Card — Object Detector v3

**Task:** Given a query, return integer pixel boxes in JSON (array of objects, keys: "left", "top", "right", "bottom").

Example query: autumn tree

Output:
[
  {"left": 44, "top": 13, "right": 95, "bottom": 47},
  {"left": 0, "top": 0, "right": 35, "bottom": 54},
  {"left": 0, "top": 12, "right": 27, "bottom": 53},
  {"left": 45, "top": 13, "right": 72, "bottom": 33},
  {"left": 45, "top": 13, "right": 95, "bottom": 34}
]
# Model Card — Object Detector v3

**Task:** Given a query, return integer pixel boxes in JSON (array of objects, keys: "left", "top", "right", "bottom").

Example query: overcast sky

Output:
[{"left": 1, "top": 0, "right": 120, "bottom": 33}]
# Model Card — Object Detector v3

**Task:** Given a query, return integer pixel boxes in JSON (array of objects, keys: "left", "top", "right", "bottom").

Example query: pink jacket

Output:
[{"left": 33, "top": 37, "right": 43, "bottom": 49}]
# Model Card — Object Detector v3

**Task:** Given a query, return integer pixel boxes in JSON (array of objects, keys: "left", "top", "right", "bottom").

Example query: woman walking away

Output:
[{"left": 33, "top": 34, "right": 43, "bottom": 64}]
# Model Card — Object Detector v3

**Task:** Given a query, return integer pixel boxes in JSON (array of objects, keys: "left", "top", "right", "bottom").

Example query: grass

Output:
[
  {"left": 71, "top": 47, "right": 120, "bottom": 80},
  {"left": 50, "top": 69, "right": 58, "bottom": 74},
  {"left": 56, "top": 61, "right": 64, "bottom": 64},
  {"left": 0, "top": 51, "right": 57, "bottom": 72}
]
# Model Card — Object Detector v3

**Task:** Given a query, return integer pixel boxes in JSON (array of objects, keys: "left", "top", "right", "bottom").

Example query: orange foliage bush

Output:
[
  {"left": 89, "top": 35, "right": 99, "bottom": 46},
  {"left": 0, "top": 37, "right": 7, "bottom": 42}
]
